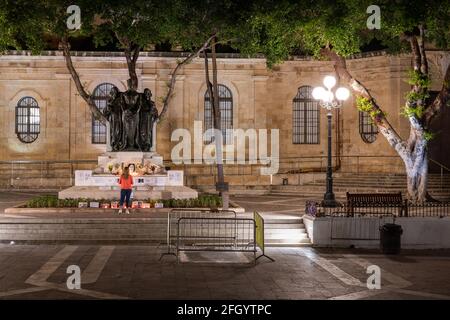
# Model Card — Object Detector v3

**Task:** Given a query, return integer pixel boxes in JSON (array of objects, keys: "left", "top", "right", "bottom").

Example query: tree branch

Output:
[
  {"left": 409, "top": 36, "right": 422, "bottom": 72},
  {"left": 423, "top": 62, "right": 450, "bottom": 126},
  {"left": 418, "top": 25, "right": 428, "bottom": 74},
  {"left": 124, "top": 42, "right": 140, "bottom": 90},
  {"left": 320, "top": 48, "right": 407, "bottom": 157},
  {"left": 405, "top": 31, "right": 431, "bottom": 150},
  {"left": 60, "top": 37, "right": 107, "bottom": 124},
  {"left": 204, "top": 48, "right": 214, "bottom": 123},
  {"left": 203, "top": 38, "right": 237, "bottom": 51},
  {"left": 157, "top": 34, "right": 216, "bottom": 121}
]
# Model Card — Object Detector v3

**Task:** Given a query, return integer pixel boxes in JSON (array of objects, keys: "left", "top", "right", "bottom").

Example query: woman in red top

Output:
[{"left": 118, "top": 166, "right": 133, "bottom": 214}]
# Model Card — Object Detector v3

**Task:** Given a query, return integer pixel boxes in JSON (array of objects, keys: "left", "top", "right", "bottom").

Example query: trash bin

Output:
[{"left": 380, "top": 223, "right": 403, "bottom": 254}]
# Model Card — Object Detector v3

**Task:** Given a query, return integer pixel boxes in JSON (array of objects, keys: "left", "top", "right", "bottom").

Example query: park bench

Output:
[{"left": 346, "top": 192, "right": 404, "bottom": 216}]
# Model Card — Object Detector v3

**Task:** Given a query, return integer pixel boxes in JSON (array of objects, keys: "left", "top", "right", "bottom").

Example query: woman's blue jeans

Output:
[{"left": 119, "top": 189, "right": 132, "bottom": 208}]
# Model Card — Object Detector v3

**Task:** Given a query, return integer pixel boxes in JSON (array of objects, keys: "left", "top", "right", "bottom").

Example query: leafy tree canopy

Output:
[
  {"left": 242, "top": 0, "right": 450, "bottom": 63},
  {"left": 0, "top": 0, "right": 449, "bottom": 62}
]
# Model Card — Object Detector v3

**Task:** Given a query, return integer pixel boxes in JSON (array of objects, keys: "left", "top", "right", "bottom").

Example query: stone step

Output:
[
  {"left": 0, "top": 216, "right": 310, "bottom": 245},
  {"left": 271, "top": 186, "right": 450, "bottom": 194},
  {"left": 265, "top": 238, "right": 311, "bottom": 245},
  {"left": 0, "top": 234, "right": 165, "bottom": 240},
  {"left": 0, "top": 228, "right": 166, "bottom": 234},
  {"left": 265, "top": 231, "right": 308, "bottom": 239},
  {"left": 308, "top": 180, "right": 450, "bottom": 185},
  {"left": 307, "top": 183, "right": 450, "bottom": 188},
  {"left": 264, "top": 242, "right": 312, "bottom": 247},
  {"left": 264, "top": 223, "right": 305, "bottom": 229},
  {"left": 263, "top": 218, "right": 303, "bottom": 224}
]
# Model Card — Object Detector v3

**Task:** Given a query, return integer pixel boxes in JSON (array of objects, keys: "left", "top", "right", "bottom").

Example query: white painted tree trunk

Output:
[
  {"left": 405, "top": 150, "right": 428, "bottom": 203},
  {"left": 399, "top": 130, "right": 428, "bottom": 203}
]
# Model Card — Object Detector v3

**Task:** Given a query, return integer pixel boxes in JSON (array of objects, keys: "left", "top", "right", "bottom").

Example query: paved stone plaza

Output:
[
  {"left": 0, "top": 244, "right": 450, "bottom": 300},
  {"left": 1, "top": 191, "right": 450, "bottom": 300}
]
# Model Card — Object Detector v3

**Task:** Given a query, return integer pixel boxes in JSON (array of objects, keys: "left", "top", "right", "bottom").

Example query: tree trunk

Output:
[
  {"left": 158, "top": 34, "right": 216, "bottom": 121},
  {"left": 124, "top": 44, "right": 140, "bottom": 90},
  {"left": 204, "top": 36, "right": 229, "bottom": 210},
  {"left": 405, "top": 150, "right": 428, "bottom": 203},
  {"left": 60, "top": 37, "right": 107, "bottom": 124},
  {"left": 320, "top": 46, "right": 450, "bottom": 202}
]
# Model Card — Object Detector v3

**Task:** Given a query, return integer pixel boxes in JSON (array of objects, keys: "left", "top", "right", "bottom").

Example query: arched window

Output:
[
  {"left": 359, "top": 111, "right": 378, "bottom": 143},
  {"left": 204, "top": 84, "right": 233, "bottom": 144},
  {"left": 292, "top": 86, "right": 320, "bottom": 144},
  {"left": 15, "top": 97, "right": 40, "bottom": 143},
  {"left": 92, "top": 83, "right": 117, "bottom": 144}
]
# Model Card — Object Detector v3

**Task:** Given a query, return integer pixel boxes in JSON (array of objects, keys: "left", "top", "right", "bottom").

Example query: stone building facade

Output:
[{"left": 0, "top": 50, "right": 448, "bottom": 188}]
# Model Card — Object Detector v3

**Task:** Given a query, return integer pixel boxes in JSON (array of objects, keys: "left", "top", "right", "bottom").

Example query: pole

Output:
[
  {"left": 323, "top": 110, "right": 336, "bottom": 207},
  {"left": 211, "top": 35, "right": 229, "bottom": 209}
]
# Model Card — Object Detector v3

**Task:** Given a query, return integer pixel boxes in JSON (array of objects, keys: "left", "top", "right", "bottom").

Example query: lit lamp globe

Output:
[
  {"left": 335, "top": 87, "right": 350, "bottom": 101},
  {"left": 323, "top": 75, "right": 336, "bottom": 89},
  {"left": 312, "top": 87, "right": 326, "bottom": 100},
  {"left": 323, "top": 90, "right": 334, "bottom": 103}
]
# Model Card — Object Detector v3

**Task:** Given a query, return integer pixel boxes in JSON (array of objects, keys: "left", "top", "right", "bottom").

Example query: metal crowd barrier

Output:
[
  {"left": 175, "top": 217, "right": 257, "bottom": 263},
  {"left": 159, "top": 208, "right": 237, "bottom": 259},
  {"left": 159, "top": 209, "right": 274, "bottom": 263}
]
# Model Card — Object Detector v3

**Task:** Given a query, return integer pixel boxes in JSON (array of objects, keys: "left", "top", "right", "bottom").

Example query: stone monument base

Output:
[
  {"left": 95, "top": 151, "right": 164, "bottom": 174},
  {"left": 58, "top": 151, "right": 198, "bottom": 200}
]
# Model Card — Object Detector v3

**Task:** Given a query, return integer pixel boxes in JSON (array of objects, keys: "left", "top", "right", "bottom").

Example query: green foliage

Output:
[
  {"left": 407, "top": 70, "right": 431, "bottom": 88},
  {"left": 356, "top": 96, "right": 382, "bottom": 119},
  {"left": 423, "top": 131, "right": 435, "bottom": 141},
  {"left": 26, "top": 195, "right": 81, "bottom": 208},
  {"left": 402, "top": 69, "right": 433, "bottom": 119},
  {"left": 401, "top": 105, "right": 425, "bottom": 119},
  {"left": 242, "top": 0, "right": 450, "bottom": 66},
  {"left": 151, "top": 194, "right": 223, "bottom": 209},
  {"left": 405, "top": 91, "right": 430, "bottom": 104},
  {"left": 2, "top": 0, "right": 449, "bottom": 65},
  {"left": 356, "top": 96, "right": 373, "bottom": 112},
  {"left": 25, "top": 194, "right": 223, "bottom": 209},
  {"left": 444, "top": 80, "right": 450, "bottom": 89}
]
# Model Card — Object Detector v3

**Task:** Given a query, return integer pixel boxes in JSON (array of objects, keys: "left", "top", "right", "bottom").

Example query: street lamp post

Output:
[{"left": 312, "top": 76, "right": 350, "bottom": 207}]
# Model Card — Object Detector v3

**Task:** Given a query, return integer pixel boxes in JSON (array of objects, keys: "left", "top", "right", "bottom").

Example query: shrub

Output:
[{"left": 25, "top": 194, "right": 223, "bottom": 209}]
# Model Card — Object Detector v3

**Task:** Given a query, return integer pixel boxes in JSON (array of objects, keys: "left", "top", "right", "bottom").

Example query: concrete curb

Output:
[{"left": 4, "top": 204, "right": 246, "bottom": 215}]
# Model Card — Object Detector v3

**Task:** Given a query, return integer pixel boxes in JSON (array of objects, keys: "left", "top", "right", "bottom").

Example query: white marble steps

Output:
[
  {"left": 263, "top": 218, "right": 311, "bottom": 247},
  {"left": 0, "top": 216, "right": 311, "bottom": 247},
  {"left": 269, "top": 173, "right": 450, "bottom": 201}
]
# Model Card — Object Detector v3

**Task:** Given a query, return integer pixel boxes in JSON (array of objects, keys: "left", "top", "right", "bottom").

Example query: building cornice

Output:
[{"left": 1, "top": 49, "right": 448, "bottom": 62}]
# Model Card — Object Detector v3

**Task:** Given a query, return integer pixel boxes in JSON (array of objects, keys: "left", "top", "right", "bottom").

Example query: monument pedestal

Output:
[
  {"left": 94, "top": 151, "right": 164, "bottom": 174},
  {"left": 58, "top": 152, "right": 198, "bottom": 200}
]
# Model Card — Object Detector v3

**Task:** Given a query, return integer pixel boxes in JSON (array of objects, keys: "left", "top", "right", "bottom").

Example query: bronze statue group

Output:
[{"left": 103, "top": 81, "right": 158, "bottom": 152}]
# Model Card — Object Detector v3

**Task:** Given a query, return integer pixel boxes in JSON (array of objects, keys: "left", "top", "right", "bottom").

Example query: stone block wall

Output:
[{"left": 0, "top": 50, "right": 448, "bottom": 186}]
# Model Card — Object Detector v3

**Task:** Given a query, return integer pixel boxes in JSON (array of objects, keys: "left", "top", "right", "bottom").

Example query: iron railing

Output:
[
  {"left": 429, "top": 158, "right": 450, "bottom": 191},
  {"left": 0, "top": 155, "right": 448, "bottom": 190},
  {"left": 306, "top": 201, "right": 450, "bottom": 218},
  {"left": 169, "top": 155, "right": 405, "bottom": 176},
  {"left": 0, "top": 160, "right": 97, "bottom": 189}
]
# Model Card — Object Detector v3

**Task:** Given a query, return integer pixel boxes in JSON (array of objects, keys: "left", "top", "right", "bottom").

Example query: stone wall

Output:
[
  {"left": 303, "top": 215, "right": 450, "bottom": 249},
  {"left": 0, "top": 50, "right": 448, "bottom": 184}
]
